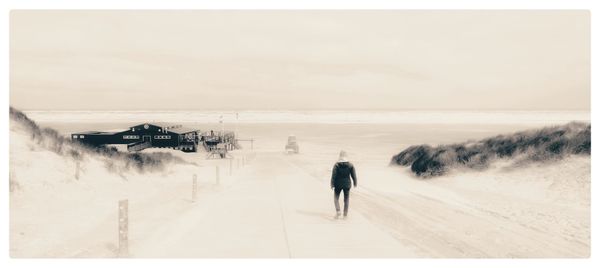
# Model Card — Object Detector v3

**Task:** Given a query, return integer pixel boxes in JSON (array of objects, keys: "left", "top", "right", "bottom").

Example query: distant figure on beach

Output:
[{"left": 331, "top": 150, "right": 357, "bottom": 219}]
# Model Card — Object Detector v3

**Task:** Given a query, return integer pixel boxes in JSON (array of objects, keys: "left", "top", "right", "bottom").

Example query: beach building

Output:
[{"left": 71, "top": 123, "right": 200, "bottom": 152}]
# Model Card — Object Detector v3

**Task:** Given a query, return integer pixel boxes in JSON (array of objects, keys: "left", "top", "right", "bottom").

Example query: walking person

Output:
[{"left": 331, "top": 150, "right": 357, "bottom": 219}]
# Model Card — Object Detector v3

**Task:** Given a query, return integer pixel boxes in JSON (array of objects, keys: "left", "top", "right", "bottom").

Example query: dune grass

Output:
[
  {"left": 391, "top": 122, "right": 591, "bottom": 177},
  {"left": 10, "top": 106, "right": 192, "bottom": 173}
]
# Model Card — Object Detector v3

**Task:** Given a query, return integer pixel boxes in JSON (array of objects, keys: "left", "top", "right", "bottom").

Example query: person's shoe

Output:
[
  {"left": 334, "top": 212, "right": 341, "bottom": 219},
  {"left": 343, "top": 215, "right": 348, "bottom": 220}
]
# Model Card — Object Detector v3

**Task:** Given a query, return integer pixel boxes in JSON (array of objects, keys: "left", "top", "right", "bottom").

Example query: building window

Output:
[
  {"left": 72, "top": 135, "right": 78, "bottom": 139},
  {"left": 154, "top": 135, "right": 171, "bottom": 139},
  {"left": 79, "top": 135, "right": 85, "bottom": 139},
  {"left": 123, "top": 135, "right": 140, "bottom": 139}
]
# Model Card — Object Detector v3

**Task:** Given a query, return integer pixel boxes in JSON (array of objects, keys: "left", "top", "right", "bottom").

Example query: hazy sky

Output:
[{"left": 10, "top": 10, "right": 590, "bottom": 111}]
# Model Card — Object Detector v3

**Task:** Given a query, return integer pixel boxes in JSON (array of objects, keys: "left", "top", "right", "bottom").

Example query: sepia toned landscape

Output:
[
  {"left": 9, "top": 109, "right": 590, "bottom": 257},
  {"left": 8, "top": 10, "right": 590, "bottom": 258}
]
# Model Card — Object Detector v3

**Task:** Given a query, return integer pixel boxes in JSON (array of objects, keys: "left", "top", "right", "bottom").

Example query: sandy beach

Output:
[{"left": 8, "top": 111, "right": 590, "bottom": 258}]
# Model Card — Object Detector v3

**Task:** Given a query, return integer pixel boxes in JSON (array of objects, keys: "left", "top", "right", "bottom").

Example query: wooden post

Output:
[
  {"left": 215, "top": 166, "right": 220, "bottom": 185},
  {"left": 118, "top": 199, "right": 129, "bottom": 257},
  {"left": 229, "top": 158, "right": 233, "bottom": 175},
  {"left": 192, "top": 174, "right": 198, "bottom": 202},
  {"left": 75, "top": 161, "right": 80, "bottom": 180}
]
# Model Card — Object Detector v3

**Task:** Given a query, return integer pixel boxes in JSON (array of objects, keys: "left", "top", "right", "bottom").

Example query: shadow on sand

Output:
[{"left": 295, "top": 209, "right": 337, "bottom": 221}]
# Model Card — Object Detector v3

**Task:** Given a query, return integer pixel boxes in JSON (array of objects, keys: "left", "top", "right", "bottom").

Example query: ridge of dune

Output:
[
  {"left": 391, "top": 122, "right": 591, "bottom": 177},
  {"left": 9, "top": 107, "right": 193, "bottom": 186}
]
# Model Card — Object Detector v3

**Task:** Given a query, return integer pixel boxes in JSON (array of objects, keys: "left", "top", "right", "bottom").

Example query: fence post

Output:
[
  {"left": 192, "top": 174, "right": 198, "bottom": 202},
  {"left": 118, "top": 199, "right": 129, "bottom": 257},
  {"left": 229, "top": 158, "right": 233, "bottom": 175}
]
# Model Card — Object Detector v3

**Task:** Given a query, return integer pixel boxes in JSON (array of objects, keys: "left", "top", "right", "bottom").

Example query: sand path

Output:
[
  {"left": 133, "top": 152, "right": 418, "bottom": 257},
  {"left": 120, "top": 151, "right": 589, "bottom": 258}
]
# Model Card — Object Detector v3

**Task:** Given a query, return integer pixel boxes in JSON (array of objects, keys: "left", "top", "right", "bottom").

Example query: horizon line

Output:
[{"left": 18, "top": 108, "right": 592, "bottom": 112}]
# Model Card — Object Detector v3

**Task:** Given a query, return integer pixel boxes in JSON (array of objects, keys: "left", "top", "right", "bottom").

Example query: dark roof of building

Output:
[
  {"left": 150, "top": 122, "right": 183, "bottom": 130},
  {"left": 168, "top": 126, "right": 198, "bottom": 134},
  {"left": 72, "top": 123, "right": 198, "bottom": 136},
  {"left": 129, "top": 122, "right": 180, "bottom": 130}
]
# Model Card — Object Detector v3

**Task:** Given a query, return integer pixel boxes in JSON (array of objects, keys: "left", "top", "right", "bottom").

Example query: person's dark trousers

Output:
[{"left": 334, "top": 187, "right": 350, "bottom": 216}]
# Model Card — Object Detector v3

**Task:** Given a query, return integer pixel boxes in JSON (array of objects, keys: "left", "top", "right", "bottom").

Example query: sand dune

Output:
[
  {"left": 9, "top": 108, "right": 220, "bottom": 257},
  {"left": 9, "top": 107, "right": 192, "bottom": 175},
  {"left": 391, "top": 122, "right": 590, "bottom": 177}
]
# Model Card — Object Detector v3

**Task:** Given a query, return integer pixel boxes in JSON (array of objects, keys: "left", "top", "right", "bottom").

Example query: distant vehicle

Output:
[{"left": 285, "top": 135, "right": 299, "bottom": 154}]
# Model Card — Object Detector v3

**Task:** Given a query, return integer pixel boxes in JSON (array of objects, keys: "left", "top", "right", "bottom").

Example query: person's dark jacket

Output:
[{"left": 331, "top": 161, "right": 357, "bottom": 189}]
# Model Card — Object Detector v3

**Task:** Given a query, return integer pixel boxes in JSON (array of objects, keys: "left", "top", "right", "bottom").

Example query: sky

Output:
[{"left": 10, "top": 10, "right": 590, "bottom": 111}]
